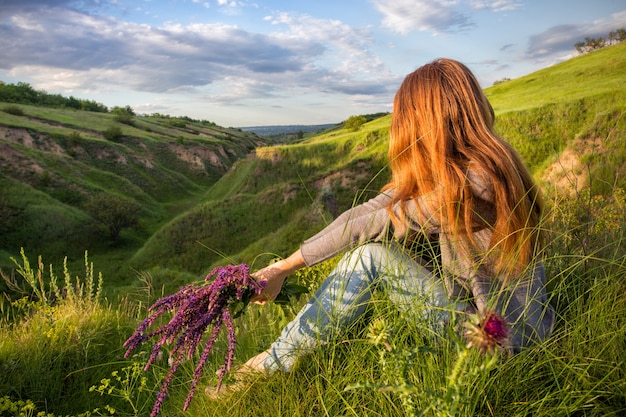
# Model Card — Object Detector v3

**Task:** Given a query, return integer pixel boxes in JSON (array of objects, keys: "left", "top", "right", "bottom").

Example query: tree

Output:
[
  {"left": 66, "top": 95, "right": 82, "bottom": 109},
  {"left": 0, "top": 81, "right": 108, "bottom": 111},
  {"left": 609, "top": 28, "right": 626, "bottom": 44},
  {"left": 493, "top": 77, "right": 511, "bottom": 86},
  {"left": 112, "top": 105, "right": 136, "bottom": 125},
  {"left": 574, "top": 27, "right": 625, "bottom": 54},
  {"left": 112, "top": 105, "right": 135, "bottom": 116},
  {"left": 344, "top": 115, "right": 367, "bottom": 132},
  {"left": 84, "top": 194, "right": 140, "bottom": 240}
]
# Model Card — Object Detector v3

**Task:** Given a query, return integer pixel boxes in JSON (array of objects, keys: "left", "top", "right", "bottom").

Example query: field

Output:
[{"left": 0, "top": 43, "right": 625, "bottom": 416}]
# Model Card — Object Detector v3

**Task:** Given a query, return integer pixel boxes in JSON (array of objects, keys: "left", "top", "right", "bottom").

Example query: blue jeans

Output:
[{"left": 262, "top": 243, "right": 463, "bottom": 372}]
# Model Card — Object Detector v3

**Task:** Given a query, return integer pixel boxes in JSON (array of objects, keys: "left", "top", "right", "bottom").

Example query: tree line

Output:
[
  {"left": 575, "top": 27, "right": 626, "bottom": 54},
  {"left": 0, "top": 81, "right": 109, "bottom": 112}
]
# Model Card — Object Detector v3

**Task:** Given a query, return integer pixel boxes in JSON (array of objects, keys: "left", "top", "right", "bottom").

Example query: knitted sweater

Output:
[{"left": 300, "top": 172, "right": 555, "bottom": 351}]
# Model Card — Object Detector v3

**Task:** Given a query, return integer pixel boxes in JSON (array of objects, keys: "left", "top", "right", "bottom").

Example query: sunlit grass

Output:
[
  {"left": 1, "top": 40, "right": 625, "bottom": 417},
  {"left": 486, "top": 43, "right": 626, "bottom": 113},
  {"left": 3, "top": 180, "right": 624, "bottom": 417}
]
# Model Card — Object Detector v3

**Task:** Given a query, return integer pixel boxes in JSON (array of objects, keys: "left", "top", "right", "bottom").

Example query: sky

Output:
[{"left": 1, "top": 1, "right": 625, "bottom": 127}]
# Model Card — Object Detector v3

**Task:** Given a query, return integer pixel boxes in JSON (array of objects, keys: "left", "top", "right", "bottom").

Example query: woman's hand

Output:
[{"left": 251, "top": 250, "right": 306, "bottom": 304}]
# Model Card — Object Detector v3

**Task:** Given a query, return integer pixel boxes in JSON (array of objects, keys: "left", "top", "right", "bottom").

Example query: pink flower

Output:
[{"left": 463, "top": 310, "right": 510, "bottom": 354}]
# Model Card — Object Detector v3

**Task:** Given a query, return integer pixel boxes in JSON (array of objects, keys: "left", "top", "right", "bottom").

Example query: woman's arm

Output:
[
  {"left": 250, "top": 249, "right": 306, "bottom": 304},
  {"left": 249, "top": 192, "right": 395, "bottom": 303},
  {"left": 249, "top": 188, "right": 443, "bottom": 302},
  {"left": 300, "top": 192, "right": 395, "bottom": 266}
]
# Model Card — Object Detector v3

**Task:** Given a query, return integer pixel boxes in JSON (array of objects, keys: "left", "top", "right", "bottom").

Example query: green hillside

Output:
[
  {"left": 487, "top": 42, "right": 626, "bottom": 193},
  {"left": 130, "top": 117, "right": 391, "bottom": 277},
  {"left": 1, "top": 43, "right": 625, "bottom": 417},
  {"left": 131, "top": 43, "right": 626, "bottom": 283},
  {"left": 1, "top": 43, "right": 625, "bottom": 289},
  {"left": 0, "top": 104, "right": 267, "bottom": 283}
]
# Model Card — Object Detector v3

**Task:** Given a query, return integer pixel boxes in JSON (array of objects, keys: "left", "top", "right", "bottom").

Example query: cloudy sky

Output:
[{"left": 1, "top": 1, "right": 625, "bottom": 127}]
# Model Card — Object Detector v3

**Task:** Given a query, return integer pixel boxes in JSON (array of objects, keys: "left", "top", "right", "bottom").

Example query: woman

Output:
[{"left": 239, "top": 58, "right": 554, "bottom": 375}]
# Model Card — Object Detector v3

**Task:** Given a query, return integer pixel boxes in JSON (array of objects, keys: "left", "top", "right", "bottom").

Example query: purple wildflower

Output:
[
  {"left": 123, "top": 264, "right": 265, "bottom": 417},
  {"left": 463, "top": 310, "right": 510, "bottom": 354}
]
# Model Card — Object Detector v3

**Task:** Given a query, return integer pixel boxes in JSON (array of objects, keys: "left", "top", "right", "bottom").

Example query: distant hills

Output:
[{"left": 239, "top": 124, "right": 338, "bottom": 136}]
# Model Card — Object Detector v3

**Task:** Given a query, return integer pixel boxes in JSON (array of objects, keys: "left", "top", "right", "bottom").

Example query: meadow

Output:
[{"left": 0, "top": 44, "right": 625, "bottom": 416}]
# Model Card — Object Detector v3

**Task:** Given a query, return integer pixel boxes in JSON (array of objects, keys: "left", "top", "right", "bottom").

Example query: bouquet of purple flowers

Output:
[{"left": 123, "top": 264, "right": 289, "bottom": 416}]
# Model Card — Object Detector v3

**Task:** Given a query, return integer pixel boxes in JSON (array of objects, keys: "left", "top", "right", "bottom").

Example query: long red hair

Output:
[{"left": 384, "top": 58, "right": 543, "bottom": 279}]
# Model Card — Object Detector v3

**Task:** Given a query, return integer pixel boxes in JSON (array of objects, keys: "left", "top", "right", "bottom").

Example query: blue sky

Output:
[{"left": 1, "top": 1, "right": 624, "bottom": 127}]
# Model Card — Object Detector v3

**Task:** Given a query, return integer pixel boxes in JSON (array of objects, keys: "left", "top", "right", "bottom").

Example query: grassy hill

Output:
[
  {"left": 0, "top": 44, "right": 624, "bottom": 417},
  {"left": 0, "top": 42, "right": 624, "bottom": 289},
  {"left": 0, "top": 105, "right": 267, "bottom": 284},
  {"left": 129, "top": 116, "right": 392, "bottom": 280},
  {"left": 129, "top": 43, "right": 626, "bottom": 288},
  {"left": 486, "top": 43, "right": 626, "bottom": 193}
]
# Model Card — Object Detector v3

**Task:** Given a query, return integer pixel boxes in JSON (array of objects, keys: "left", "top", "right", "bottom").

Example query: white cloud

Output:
[
  {"left": 470, "top": 0, "right": 521, "bottom": 12},
  {"left": 4, "top": 0, "right": 619, "bottom": 125},
  {"left": 370, "top": 0, "right": 474, "bottom": 35},
  {"left": 217, "top": 0, "right": 244, "bottom": 7},
  {"left": 268, "top": 12, "right": 390, "bottom": 78},
  {"left": 0, "top": 5, "right": 397, "bottom": 106}
]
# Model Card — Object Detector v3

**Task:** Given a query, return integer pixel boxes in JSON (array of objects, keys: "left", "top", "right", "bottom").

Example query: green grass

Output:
[
  {"left": 1, "top": 42, "right": 626, "bottom": 417},
  {"left": 1, "top": 195, "right": 624, "bottom": 416},
  {"left": 486, "top": 43, "right": 626, "bottom": 113},
  {"left": 0, "top": 252, "right": 146, "bottom": 415},
  {"left": 486, "top": 44, "right": 626, "bottom": 192}
]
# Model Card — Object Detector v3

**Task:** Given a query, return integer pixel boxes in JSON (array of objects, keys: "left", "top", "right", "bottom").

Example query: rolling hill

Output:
[
  {"left": 1, "top": 42, "right": 624, "bottom": 290},
  {"left": 0, "top": 106, "right": 267, "bottom": 283},
  {"left": 131, "top": 43, "right": 625, "bottom": 281}
]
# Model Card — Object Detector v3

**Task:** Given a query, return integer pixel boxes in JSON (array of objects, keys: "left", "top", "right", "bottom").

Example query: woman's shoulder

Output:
[{"left": 466, "top": 166, "right": 494, "bottom": 202}]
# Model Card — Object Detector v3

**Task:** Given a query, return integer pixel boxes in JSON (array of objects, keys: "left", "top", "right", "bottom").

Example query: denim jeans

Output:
[{"left": 262, "top": 243, "right": 463, "bottom": 372}]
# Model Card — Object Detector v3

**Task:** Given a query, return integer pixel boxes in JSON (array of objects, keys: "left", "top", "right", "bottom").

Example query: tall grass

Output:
[
  {"left": 0, "top": 178, "right": 624, "bottom": 416},
  {"left": 181, "top": 181, "right": 626, "bottom": 417},
  {"left": 1, "top": 44, "right": 625, "bottom": 416},
  {"left": 0, "top": 250, "right": 153, "bottom": 416}
]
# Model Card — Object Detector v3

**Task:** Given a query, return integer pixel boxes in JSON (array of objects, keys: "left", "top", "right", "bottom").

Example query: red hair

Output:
[{"left": 384, "top": 58, "right": 543, "bottom": 279}]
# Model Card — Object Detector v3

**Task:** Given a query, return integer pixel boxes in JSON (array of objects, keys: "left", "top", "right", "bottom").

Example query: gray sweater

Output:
[{"left": 300, "top": 173, "right": 555, "bottom": 351}]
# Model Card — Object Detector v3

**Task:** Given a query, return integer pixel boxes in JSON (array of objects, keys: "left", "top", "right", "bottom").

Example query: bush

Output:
[
  {"left": 111, "top": 105, "right": 135, "bottom": 126},
  {"left": 1, "top": 105, "right": 25, "bottom": 116},
  {"left": 103, "top": 125, "right": 123, "bottom": 142},
  {"left": 168, "top": 119, "right": 187, "bottom": 128},
  {"left": 66, "top": 131, "right": 82, "bottom": 146},
  {"left": 344, "top": 115, "right": 367, "bottom": 132},
  {"left": 114, "top": 113, "right": 135, "bottom": 126}
]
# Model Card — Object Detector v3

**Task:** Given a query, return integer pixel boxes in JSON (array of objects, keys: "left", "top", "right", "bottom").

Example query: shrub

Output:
[
  {"left": 168, "top": 119, "right": 187, "bottom": 128},
  {"left": 1, "top": 105, "right": 24, "bottom": 116},
  {"left": 344, "top": 115, "right": 367, "bottom": 132},
  {"left": 114, "top": 113, "right": 135, "bottom": 126},
  {"left": 66, "top": 131, "right": 82, "bottom": 147},
  {"left": 103, "top": 125, "right": 123, "bottom": 142},
  {"left": 112, "top": 105, "right": 135, "bottom": 126}
]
